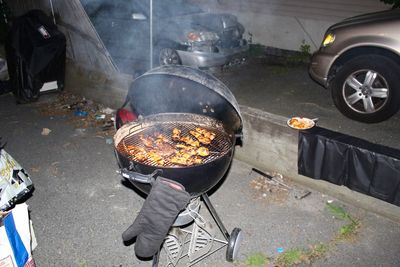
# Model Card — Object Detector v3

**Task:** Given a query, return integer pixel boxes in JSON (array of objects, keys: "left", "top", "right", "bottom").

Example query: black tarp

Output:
[
  {"left": 298, "top": 127, "right": 400, "bottom": 206},
  {"left": 5, "top": 10, "right": 66, "bottom": 103}
]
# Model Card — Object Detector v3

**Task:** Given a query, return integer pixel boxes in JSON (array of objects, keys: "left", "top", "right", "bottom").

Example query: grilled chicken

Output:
[
  {"left": 180, "top": 135, "right": 200, "bottom": 147},
  {"left": 147, "top": 150, "right": 165, "bottom": 165},
  {"left": 196, "top": 146, "right": 210, "bottom": 157},
  {"left": 156, "top": 133, "right": 169, "bottom": 143},
  {"left": 190, "top": 128, "right": 214, "bottom": 144},
  {"left": 172, "top": 128, "right": 181, "bottom": 141},
  {"left": 139, "top": 135, "right": 154, "bottom": 148},
  {"left": 125, "top": 145, "right": 147, "bottom": 162},
  {"left": 187, "top": 155, "right": 203, "bottom": 165},
  {"left": 124, "top": 126, "right": 216, "bottom": 167},
  {"left": 195, "top": 127, "right": 216, "bottom": 140},
  {"left": 170, "top": 155, "right": 189, "bottom": 166},
  {"left": 155, "top": 142, "right": 176, "bottom": 157}
]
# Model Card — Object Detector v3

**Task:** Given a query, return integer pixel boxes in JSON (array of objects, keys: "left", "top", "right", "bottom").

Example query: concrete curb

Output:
[{"left": 235, "top": 105, "right": 400, "bottom": 223}]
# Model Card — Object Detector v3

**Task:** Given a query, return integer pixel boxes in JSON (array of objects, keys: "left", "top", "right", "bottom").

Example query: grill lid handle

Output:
[{"left": 118, "top": 169, "right": 162, "bottom": 184}]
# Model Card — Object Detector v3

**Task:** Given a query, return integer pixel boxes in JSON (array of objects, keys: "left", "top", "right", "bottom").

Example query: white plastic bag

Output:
[
  {"left": 0, "top": 149, "right": 33, "bottom": 211},
  {"left": 0, "top": 203, "right": 36, "bottom": 267}
]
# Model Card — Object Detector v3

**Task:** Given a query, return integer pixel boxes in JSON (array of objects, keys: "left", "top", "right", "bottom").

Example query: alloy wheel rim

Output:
[{"left": 342, "top": 69, "right": 389, "bottom": 114}]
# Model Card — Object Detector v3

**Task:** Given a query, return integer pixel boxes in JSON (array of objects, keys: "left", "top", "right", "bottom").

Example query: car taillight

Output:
[{"left": 115, "top": 108, "right": 137, "bottom": 129}]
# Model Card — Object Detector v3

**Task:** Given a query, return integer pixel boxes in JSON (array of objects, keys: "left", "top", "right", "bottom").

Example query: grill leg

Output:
[
  {"left": 201, "top": 193, "right": 230, "bottom": 241},
  {"left": 152, "top": 248, "right": 160, "bottom": 267}
]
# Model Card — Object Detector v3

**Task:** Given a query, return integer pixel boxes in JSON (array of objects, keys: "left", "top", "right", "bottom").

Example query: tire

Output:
[{"left": 330, "top": 55, "right": 400, "bottom": 123}]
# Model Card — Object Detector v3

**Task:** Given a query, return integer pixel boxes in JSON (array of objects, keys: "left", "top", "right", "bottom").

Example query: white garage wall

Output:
[{"left": 191, "top": 0, "right": 390, "bottom": 52}]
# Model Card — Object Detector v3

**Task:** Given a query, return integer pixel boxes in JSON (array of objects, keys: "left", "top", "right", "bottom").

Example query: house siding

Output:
[{"left": 192, "top": 0, "right": 390, "bottom": 51}]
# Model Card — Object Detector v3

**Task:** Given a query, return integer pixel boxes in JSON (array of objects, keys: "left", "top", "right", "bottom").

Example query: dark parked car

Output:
[
  {"left": 309, "top": 9, "right": 400, "bottom": 123},
  {"left": 81, "top": 0, "right": 248, "bottom": 73}
]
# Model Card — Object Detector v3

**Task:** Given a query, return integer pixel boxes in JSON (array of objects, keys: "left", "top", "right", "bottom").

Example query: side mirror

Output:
[{"left": 132, "top": 13, "right": 147, "bottom": 20}]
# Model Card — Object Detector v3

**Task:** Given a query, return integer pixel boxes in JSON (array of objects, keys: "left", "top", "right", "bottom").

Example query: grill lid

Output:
[{"left": 127, "top": 65, "right": 243, "bottom": 135}]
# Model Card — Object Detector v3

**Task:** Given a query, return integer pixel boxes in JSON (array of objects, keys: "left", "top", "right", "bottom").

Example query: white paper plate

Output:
[{"left": 287, "top": 117, "right": 315, "bottom": 130}]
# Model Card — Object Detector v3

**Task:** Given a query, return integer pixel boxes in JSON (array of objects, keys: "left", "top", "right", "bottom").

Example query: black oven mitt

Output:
[{"left": 122, "top": 177, "right": 190, "bottom": 258}]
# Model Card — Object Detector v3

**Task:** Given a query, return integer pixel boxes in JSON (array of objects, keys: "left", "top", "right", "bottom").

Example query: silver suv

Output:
[{"left": 309, "top": 9, "right": 400, "bottom": 123}]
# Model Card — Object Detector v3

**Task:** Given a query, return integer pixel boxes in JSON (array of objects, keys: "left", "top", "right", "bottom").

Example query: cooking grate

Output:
[{"left": 116, "top": 121, "right": 232, "bottom": 168}]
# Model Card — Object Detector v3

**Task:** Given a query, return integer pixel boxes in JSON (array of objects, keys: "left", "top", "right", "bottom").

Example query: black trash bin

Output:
[{"left": 5, "top": 9, "right": 66, "bottom": 103}]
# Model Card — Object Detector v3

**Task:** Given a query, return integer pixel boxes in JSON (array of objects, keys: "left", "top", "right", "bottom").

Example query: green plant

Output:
[
  {"left": 287, "top": 40, "right": 311, "bottom": 65},
  {"left": 326, "top": 203, "right": 352, "bottom": 220},
  {"left": 245, "top": 252, "right": 269, "bottom": 267},
  {"left": 326, "top": 203, "right": 361, "bottom": 241},
  {"left": 275, "top": 248, "right": 305, "bottom": 267},
  {"left": 275, "top": 244, "right": 329, "bottom": 267},
  {"left": 247, "top": 43, "right": 265, "bottom": 58},
  {"left": 300, "top": 41, "right": 311, "bottom": 57},
  {"left": 78, "top": 259, "right": 88, "bottom": 267}
]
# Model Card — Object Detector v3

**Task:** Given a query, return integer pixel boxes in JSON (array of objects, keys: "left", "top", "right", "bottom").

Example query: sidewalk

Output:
[{"left": 1, "top": 92, "right": 399, "bottom": 266}]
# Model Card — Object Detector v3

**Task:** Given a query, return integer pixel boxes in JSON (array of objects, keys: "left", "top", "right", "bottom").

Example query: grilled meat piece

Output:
[
  {"left": 180, "top": 135, "right": 200, "bottom": 147},
  {"left": 139, "top": 135, "right": 154, "bottom": 148},
  {"left": 125, "top": 145, "right": 147, "bottom": 162},
  {"left": 172, "top": 128, "right": 181, "bottom": 141},
  {"left": 197, "top": 136, "right": 211, "bottom": 145},
  {"left": 170, "top": 155, "right": 189, "bottom": 166},
  {"left": 195, "top": 127, "right": 216, "bottom": 140},
  {"left": 190, "top": 128, "right": 214, "bottom": 144},
  {"left": 170, "top": 154, "right": 203, "bottom": 166},
  {"left": 196, "top": 146, "right": 210, "bottom": 157},
  {"left": 190, "top": 130, "right": 202, "bottom": 139},
  {"left": 156, "top": 133, "right": 169, "bottom": 143},
  {"left": 147, "top": 150, "right": 165, "bottom": 166},
  {"left": 187, "top": 155, "right": 203, "bottom": 165},
  {"left": 155, "top": 142, "right": 176, "bottom": 157}
]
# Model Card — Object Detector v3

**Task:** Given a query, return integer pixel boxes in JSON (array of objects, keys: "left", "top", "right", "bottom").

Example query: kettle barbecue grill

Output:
[{"left": 114, "top": 65, "right": 243, "bottom": 266}]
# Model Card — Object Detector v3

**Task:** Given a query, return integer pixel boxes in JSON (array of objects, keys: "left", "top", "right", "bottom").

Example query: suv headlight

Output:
[
  {"left": 187, "top": 31, "right": 219, "bottom": 43},
  {"left": 322, "top": 33, "right": 335, "bottom": 47}
]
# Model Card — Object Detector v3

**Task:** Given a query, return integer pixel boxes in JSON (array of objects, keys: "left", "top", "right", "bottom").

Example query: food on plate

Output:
[{"left": 287, "top": 117, "right": 314, "bottom": 130}]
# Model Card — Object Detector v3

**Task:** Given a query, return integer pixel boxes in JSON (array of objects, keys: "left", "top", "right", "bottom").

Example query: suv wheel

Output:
[{"left": 331, "top": 55, "right": 400, "bottom": 123}]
